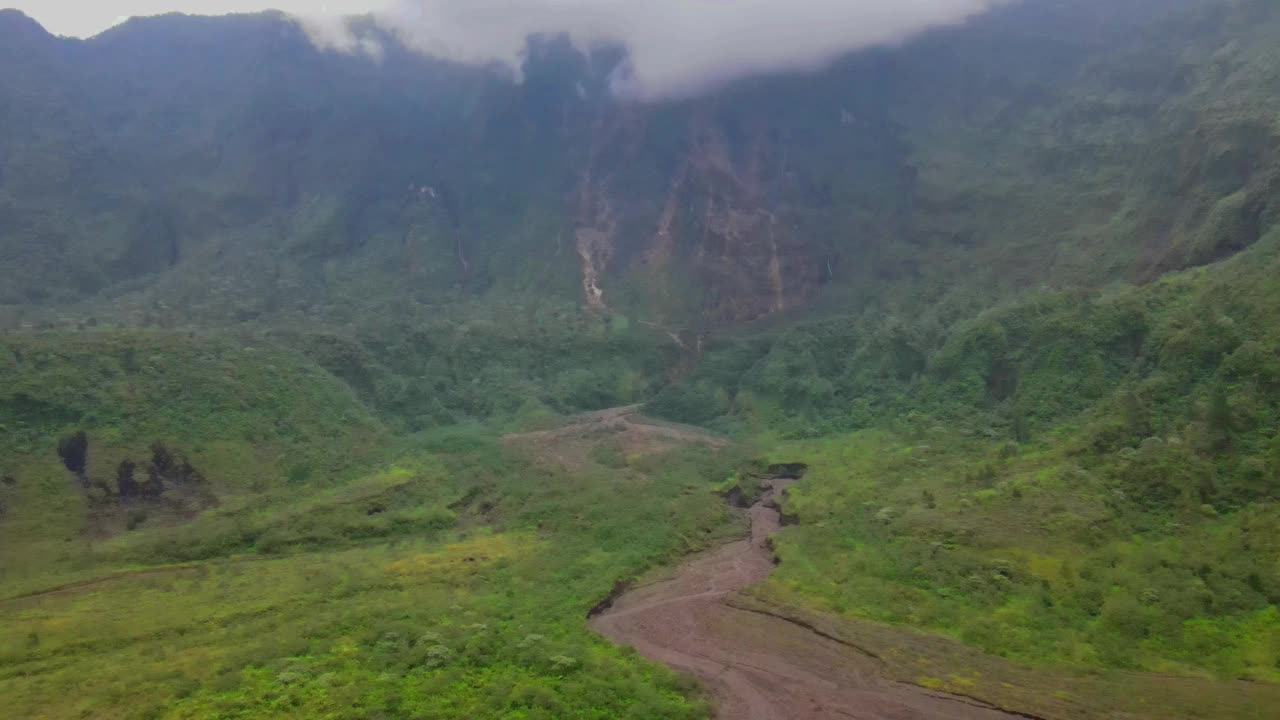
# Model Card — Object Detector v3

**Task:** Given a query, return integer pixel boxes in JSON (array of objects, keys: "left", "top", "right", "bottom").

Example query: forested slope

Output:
[{"left": 2, "top": 1, "right": 1276, "bottom": 329}]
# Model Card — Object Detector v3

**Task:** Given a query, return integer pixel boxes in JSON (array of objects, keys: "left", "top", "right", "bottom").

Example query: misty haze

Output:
[{"left": 300, "top": 0, "right": 1006, "bottom": 99}]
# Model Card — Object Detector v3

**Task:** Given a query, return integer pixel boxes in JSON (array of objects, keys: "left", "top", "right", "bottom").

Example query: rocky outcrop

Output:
[{"left": 570, "top": 113, "right": 828, "bottom": 328}]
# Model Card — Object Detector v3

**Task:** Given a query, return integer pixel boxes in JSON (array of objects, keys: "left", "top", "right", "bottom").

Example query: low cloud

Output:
[{"left": 298, "top": 0, "right": 1008, "bottom": 100}]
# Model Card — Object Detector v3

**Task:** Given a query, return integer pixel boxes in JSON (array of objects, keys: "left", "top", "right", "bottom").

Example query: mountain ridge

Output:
[{"left": 5, "top": 0, "right": 1267, "bottom": 330}]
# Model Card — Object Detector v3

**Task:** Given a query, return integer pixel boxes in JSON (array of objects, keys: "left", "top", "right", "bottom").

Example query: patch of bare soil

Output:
[
  {"left": 726, "top": 595, "right": 1280, "bottom": 720},
  {"left": 591, "top": 481, "right": 1023, "bottom": 720},
  {"left": 503, "top": 405, "right": 729, "bottom": 470}
]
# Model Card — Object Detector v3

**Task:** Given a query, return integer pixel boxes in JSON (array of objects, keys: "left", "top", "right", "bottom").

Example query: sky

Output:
[
  {"left": 10, "top": 1, "right": 378, "bottom": 38},
  {"left": 12, "top": 0, "right": 1008, "bottom": 99}
]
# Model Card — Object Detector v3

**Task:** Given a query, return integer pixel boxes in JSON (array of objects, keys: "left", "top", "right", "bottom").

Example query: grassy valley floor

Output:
[
  {"left": 4, "top": 406, "right": 1277, "bottom": 719},
  {"left": 0, "top": 399, "right": 743, "bottom": 719}
]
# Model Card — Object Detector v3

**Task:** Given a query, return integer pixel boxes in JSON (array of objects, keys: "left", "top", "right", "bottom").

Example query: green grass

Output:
[
  {"left": 642, "top": 230, "right": 1280, "bottom": 684},
  {"left": 5, "top": 242, "right": 1280, "bottom": 719},
  {"left": 0, "top": 331, "right": 392, "bottom": 589},
  {"left": 6, "top": 227, "right": 1279, "bottom": 719},
  {"left": 0, "top": 413, "right": 741, "bottom": 719},
  {"left": 5, "top": 181, "right": 1280, "bottom": 720},
  {"left": 756, "top": 428, "right": 1280, "bottom": 679}
]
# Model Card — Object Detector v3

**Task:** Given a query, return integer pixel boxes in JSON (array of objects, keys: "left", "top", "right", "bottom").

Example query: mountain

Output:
[
  {"left": 2, "top": 2, "right": 1280, "bottom": 718},
  {"left": 2, "top": 1, "right": 1273, "bottom": 325},
  {"left": 3, "top": 0, "right": 1275, "bottom": 427}
]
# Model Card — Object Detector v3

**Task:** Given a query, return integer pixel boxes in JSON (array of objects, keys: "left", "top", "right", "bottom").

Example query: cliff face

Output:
[
  {"left": 1, "top": 1, "right": 1277, "bottom": 337},
  {"left": 570, "top": 113, "right": 839, "bottom": 326},
  {"left": 644, "top": 121, "right": 826, "bottom": 324},
  {"left": 0, "top": 7, "right": 909, "bottom": 330}
]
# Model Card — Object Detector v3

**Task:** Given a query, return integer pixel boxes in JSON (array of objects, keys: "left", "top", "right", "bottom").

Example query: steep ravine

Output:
[{"left": 590, "top": 480, "right": 1023, "bottom": 720}]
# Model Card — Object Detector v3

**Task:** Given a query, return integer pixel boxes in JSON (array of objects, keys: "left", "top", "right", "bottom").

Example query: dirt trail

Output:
[{"left": 591, "top": 480, "right": 1022, "bottom": 720}]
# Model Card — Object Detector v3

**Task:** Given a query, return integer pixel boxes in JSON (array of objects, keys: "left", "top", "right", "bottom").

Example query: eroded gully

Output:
[{"left": 589, "top": 480, "right": 1023, "bottom": 720}]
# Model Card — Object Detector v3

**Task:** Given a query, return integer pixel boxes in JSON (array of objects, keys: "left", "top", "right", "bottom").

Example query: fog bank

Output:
[{"left": 299, "top": 0, "right": 1009, "bottom": 100}]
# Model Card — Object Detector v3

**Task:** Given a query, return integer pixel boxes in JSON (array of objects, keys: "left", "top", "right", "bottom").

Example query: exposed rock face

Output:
[
  {"left": 576, "top": 228, "right": 612, "bottom": 310},
  {"left": 572, "top": 115, "right": 828, "bottom": 325},
  {"left": 682, "top": 125, "right": 825, "bottom": 323}
]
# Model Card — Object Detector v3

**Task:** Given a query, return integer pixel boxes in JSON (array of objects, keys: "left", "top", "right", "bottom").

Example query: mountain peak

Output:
[
  {"left": 0, "top": 8, "right": 54, "bottom": 45},
  {"left": 0, "top": 8, "right": 46, "bottom": 32}
]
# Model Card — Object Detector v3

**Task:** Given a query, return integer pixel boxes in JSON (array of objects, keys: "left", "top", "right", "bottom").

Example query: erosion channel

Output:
[{"left": 590, "top": 477, "right": 1023, "bottom": 720}]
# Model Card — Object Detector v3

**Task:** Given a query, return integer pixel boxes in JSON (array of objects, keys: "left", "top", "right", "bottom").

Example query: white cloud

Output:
[
  {"left": 299, "top": 0, "right": 1010, "bottom": 100},
  {"left": 11, "top": 0, "right": 1008, "bottom": 99}
]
